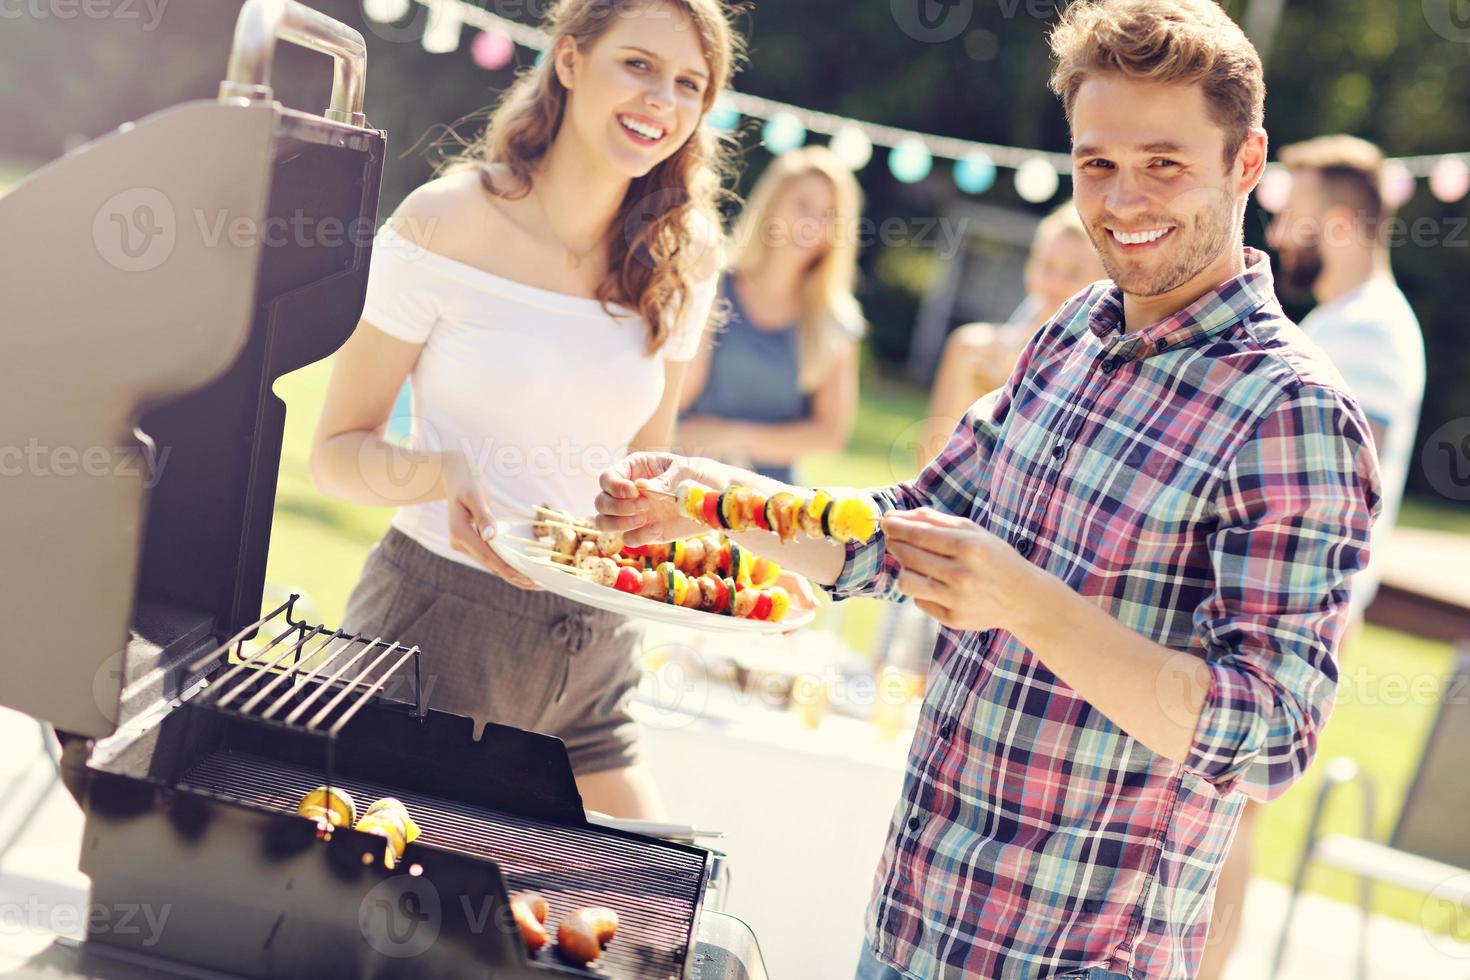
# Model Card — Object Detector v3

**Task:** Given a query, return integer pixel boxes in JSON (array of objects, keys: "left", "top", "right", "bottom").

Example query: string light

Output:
[
  {"left": 1255, "top": 164, "right": 1293, "bottom": 213},
  {"left": 1384, "top": 159, "right": 1416, "bottom": 209},
  {"left": 362, "top": 0, "right": 410, "bottom": 22},
  {"left": 1014, "top": 157, "right": 1060, "bottom": 203},
  {"left": 889, "top": 137, "right": 933, "bottom": 184},
  {"left": 830, "top": 126, "right": 874, "bottom": 171},
  {"left": 707, "top": 96, "right": 741, "bottom": 134},
  {"left": 406, "top": 0, "right": 1470, "bottom": 206},
  {"left": 762, "top": 112, "right": 806, "bottom": 155},
  {"left": 420, "top": 0, "right": 462, "bottom": 54},
  {"left": 954, "top": 150, "right": 997, "bottom": 195},
  {"left": 470, "top": 29, "right": 515, "bottom": 70},
  {"left": 1429, "top": 156, "right": 1470, "bottom": 203}
]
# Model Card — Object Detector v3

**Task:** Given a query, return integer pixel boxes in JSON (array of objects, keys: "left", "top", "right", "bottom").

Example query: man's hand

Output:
[
  {"left": 594, "top": 452, "right": 736, "bottom": 547},
  {"left": 885, "top": 507, "right": 1038, "bottom": 632}
]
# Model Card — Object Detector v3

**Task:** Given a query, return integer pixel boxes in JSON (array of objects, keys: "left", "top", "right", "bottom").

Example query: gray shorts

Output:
[{"left": 341, "top": 527, "right": 645, "bottom": 775}]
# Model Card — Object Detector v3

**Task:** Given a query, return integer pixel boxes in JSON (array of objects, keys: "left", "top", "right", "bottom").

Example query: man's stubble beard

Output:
[{"left": 1086, "top": 191, "right": 1239, "bottom": 299}]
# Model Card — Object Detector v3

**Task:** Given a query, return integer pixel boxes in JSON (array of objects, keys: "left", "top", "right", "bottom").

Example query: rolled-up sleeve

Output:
[{"left": 1185, "top": 386, "right": 1381, "bottom": 801}]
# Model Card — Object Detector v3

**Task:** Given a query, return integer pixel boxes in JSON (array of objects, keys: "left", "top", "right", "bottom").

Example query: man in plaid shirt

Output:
[{"left": 596, "top": 1, "right": 1381, "bottom": 976}]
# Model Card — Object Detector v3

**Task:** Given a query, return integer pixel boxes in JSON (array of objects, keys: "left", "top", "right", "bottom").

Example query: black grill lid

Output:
[{"left": 0, "top": 0, "right": 383, "bottom": 736}]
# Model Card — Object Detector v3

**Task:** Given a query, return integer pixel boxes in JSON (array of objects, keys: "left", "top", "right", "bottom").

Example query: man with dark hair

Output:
[
  {"left": 597, "top": 1, "right": 1382, "bottom": 976},
  {"left": 1198, "top": 133, "right": 1425, "bottom": 980}
]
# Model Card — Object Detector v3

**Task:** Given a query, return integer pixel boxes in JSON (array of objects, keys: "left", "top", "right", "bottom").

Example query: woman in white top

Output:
[{"left": 309, "top": 0, "right": 741, "bottom": 818}]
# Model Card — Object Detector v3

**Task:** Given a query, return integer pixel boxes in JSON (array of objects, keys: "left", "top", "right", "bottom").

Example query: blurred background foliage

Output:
[{"left": 1, "top": 0, "right": 1466, "bottom": 492}]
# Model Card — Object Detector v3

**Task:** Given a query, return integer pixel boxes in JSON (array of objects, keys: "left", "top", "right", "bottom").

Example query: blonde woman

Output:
[
  {"left": 309, "top": 0, "right": 742, "bottom": 819},
  {"left": 918, "top": 200, "right": 1104, "bottom": 466},
  {"left": 677, "top": 146, "right": 865, "bottom": 482}
]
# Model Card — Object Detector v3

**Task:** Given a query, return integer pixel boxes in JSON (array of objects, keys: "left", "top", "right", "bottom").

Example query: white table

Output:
[{"left": 632, "top": 628, "right": 914, "bottom": 980}]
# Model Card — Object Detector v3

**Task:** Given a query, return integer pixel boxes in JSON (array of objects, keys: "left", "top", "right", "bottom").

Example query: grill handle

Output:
[{"left": 219, "top": 0, "right": 368, "bottom": 127}]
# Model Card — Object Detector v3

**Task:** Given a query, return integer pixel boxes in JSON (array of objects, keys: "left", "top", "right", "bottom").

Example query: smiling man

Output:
[{"left": 596, "top": 1, "right": 1381, "bottom": 976}]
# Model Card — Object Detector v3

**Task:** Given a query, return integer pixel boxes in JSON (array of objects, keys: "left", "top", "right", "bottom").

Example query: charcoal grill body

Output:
[{"left": 0, "top": 3, "right": 715, "bottom": 977}]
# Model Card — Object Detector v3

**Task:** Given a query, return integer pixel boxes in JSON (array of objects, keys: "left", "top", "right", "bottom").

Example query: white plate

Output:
[{"left": 490, "top": 522, "right": 818, "bottom": 634}]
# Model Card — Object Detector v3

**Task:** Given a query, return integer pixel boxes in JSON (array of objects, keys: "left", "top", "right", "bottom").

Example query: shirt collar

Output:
[{"left": 1086, "top": 248, "right": 1277, "bottom": 362}]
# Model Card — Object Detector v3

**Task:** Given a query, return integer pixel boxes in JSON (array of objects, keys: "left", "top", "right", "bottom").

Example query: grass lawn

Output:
[
  {"left": 266, "top": 357, "right": 1460, "bottom": 931},
  {"left": 0, "top": 155, "right": 43, "bottom": 191}
]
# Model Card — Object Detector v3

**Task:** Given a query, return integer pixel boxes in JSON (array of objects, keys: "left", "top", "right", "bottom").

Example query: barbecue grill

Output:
[{"left": 0, "top": 3, "right": 766, "bottom": 977}]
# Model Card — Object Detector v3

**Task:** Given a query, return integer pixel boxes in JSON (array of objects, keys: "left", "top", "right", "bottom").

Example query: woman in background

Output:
[
  {"left": 310, "top": 0, "right": 741, "bottom": 819},
  {"left": 917, "top": 200, "right": 1104, "bottom": 466},
  {"left": 677, "top": 146, "right": 865, "bottom": 483},
  {"left": 879, "top": 201, "right": 1105, "bottom": 684}
]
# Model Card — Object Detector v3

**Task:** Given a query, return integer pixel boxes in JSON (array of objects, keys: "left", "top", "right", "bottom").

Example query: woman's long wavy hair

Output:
[
  {"left": 728, "top": 146, "right": 866, "bottom": 393},
  {"left": 442, "top": 0, "right": 743, "bottom": 355}
]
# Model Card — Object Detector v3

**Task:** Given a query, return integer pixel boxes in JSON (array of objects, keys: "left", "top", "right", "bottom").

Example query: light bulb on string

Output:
[
  {"left": 889, "top": 137, "right": 933, "bottom": 184},
  {"left": 954, "top": 150, "right": 997, "bottom": 194},
  {"left": 706, "top": 96, "right": 741, "bottom": 134},
  {"left": 762, "top": 112, "right": 806, "bottom": 155},
  {"left": 470, "top": 29, "right": 515, "bottom": 70},
  {"left": 363, "top": 0, "right": 410, "bottom": 22},
  {"left": 830, "top": 126, "right": 873, "bottom": 171},
  {"left": 1254, "top": 164, "right": 1292, "bottom": 213},
  {"left": 1383, "top": 159, "right": 1416, "bottom": 208},
  {"left": 1015, "top": 158, "right": 1059, "bottom": 203},
  {"left": 420, "top": 0, "right": 462, "bottom": 54},
  {"left": 1429, "top": 156, "right": 1470, "bottom": 203}
]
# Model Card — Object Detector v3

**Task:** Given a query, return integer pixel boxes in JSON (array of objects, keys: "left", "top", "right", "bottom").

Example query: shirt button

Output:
[
  {"left": 939, "top": 723, "right": 955, "bottom": 740},
  {"left": 907, "top": 815, "right": 922, "bottom": 832},
  {"left": 1101, "top": 358, "right": 1117, "bottom": 374},
  {"left": 1157, "top": 338, "right": 1170, "bottom": 351},
  {"left": 1016, "top": 539, "right": 1033, "bottom": 557},
  {"left": 1051, "top": 443, "right": 1066, "bottom": 460}
]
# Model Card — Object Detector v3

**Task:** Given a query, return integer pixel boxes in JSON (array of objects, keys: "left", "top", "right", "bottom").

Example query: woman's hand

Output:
[
  {"left": 438, "top": 451, "right": 539, "bottom": 590},
  {"left": 594, "top": 453, "right": 737, "bottom": 547}
]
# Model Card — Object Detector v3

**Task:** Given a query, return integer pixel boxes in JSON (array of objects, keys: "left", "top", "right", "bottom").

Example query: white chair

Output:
[
  {"left": 1270, "top": 644, "right": 1470, "bottom": 980},
  {"left": 0, "top": 720, "right": 64, "bottom": 867}
]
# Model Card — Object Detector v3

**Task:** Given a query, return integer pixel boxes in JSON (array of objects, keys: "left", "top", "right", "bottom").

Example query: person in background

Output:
[
  {"left": 676, "top": 145, "right": 865, "bottom": 483},
  {"left": 309, "top": 0, "right": 740, "bottom": 820},
  {"left": 919, "top": 199, "right": 1105, "bottom": 467},
  {"left": 884, "top": 203, "right": 1104, "bottom": 685},
  {"left": 597, "top": 1, "right": 1381, "bottom": 973},
  {"left": 1198, "top": 133, "right": 1426, "bottom": 980}
]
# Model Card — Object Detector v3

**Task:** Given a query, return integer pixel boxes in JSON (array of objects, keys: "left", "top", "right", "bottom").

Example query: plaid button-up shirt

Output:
[{"left": 834, "top": 250, "right": 1380, "bottom": 979}]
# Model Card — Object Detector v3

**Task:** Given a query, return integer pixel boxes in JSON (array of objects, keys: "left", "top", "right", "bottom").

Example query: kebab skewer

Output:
[
  {"left": 673, "top": 482, "right": 878, "bottom": 545},
  {"left": 532, "top": 511, "right": 782, "bottom": 589}
]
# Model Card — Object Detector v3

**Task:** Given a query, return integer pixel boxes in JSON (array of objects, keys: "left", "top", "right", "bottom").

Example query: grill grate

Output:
[
  {"left": 187, "top": 596, "right": 424, "bottom": 734},
  {"left": 180, "top": 750, "right": 703, "bottom": 979}
]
